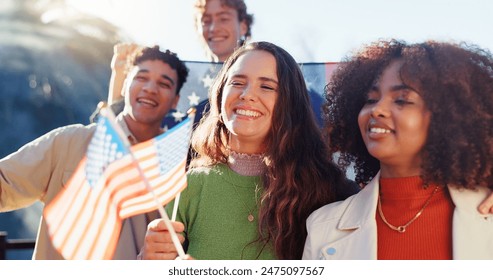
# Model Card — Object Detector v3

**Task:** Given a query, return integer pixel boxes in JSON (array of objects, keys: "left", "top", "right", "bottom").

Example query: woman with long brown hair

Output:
[{"left": 139, "top": 41, "right": 357, "bottom": 260}]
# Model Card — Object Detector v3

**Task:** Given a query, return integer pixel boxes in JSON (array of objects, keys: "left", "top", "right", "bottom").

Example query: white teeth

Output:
[
  {"left": 370, "top": 127, "right": 392, "bottom": 134},
  {"left": 209, "top": 37, "right": 225, "bottom": 42},
  {"left": 236, "top": 109, "right": 260, "bottom": 117},
  {"left": 138, "top": 98, "right": 157, "bottom": 106}
]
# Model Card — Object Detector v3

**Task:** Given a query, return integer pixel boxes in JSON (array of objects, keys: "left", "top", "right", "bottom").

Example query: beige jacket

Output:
[
  {"left": 303, "top": 172, "right": 493, "bottom": 260},
  {"left": 0, "top": 117, "right": 157, "bottom": 259}
]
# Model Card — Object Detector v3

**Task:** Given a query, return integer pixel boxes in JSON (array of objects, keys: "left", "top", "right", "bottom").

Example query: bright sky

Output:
[{"left": 67, "top": 0, "right": 493, "bottom": 63}]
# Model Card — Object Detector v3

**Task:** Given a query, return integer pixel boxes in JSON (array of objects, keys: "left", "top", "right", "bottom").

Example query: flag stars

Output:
[
  {"left": 187, "top": 92, "right": 201, "bottom": 107},
  {"left": 201, "top": 74, "right": 214, "bottom": 88},
  {"left": 109, "top": 143, "right": 118, "bottom": 162},
  {"left": 103, "top": 136, "right": 116, "bottom": 164},
  {"left": 172, "top": 111, "right": 186, "bottom": 122}
]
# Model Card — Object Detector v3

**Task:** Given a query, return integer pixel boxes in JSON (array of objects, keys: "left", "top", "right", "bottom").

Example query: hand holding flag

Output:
[{"left": 44, "top": 105, "right": 194, "bottom": 259}]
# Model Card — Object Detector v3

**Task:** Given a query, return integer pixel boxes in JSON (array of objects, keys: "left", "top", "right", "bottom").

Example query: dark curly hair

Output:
[
  {"left": 325, "top": 39, "right": 493, "bottom": 190},
  {"left": 194, "top": 0, "right": 254, "bottom": 38},
  {"left": 191, "top": 41, "right": 346, "bottom": 259},
  {"left": 126, "top": 45, "right": 189, "bottom": 95}
]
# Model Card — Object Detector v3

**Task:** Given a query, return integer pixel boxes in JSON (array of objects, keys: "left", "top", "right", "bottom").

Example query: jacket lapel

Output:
[
  {"left": 449, "top": 186, "right": 493, "bottom": 259},
  {"left": 320, "top": 173, "right": 381, "bottom": 259}
]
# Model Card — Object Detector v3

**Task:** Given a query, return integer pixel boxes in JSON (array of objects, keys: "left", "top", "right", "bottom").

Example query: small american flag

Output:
[{"left": 44, "top": 109, "right": 193, "bottom": 259}]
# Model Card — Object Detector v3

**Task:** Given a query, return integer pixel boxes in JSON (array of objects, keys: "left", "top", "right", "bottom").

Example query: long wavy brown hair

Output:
[
  {"left": 191, "top": 41, "right": 346, "bottom": 259},
  {"left": 325, "top": 39, "right": 493, "bottom": 189}
]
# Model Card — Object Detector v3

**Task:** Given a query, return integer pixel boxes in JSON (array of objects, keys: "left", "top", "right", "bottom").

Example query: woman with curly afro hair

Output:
[{"left": 303, "top": 39, "right": 493, "bottom": 260}]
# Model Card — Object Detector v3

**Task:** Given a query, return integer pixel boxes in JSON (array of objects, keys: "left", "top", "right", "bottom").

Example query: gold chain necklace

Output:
[
  {"left": 233, "top": 183, "right": 260, "bottom": 222},
  {"left": 227, "top": 169, "right": 260, "bottom": 223},
  {"left": 377, "top": 186, "right": 439, "bottom": 233}
]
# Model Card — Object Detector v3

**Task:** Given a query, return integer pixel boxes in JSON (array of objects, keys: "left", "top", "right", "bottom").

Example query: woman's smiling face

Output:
[
  {"left": 221, "top": 50, "right": 278, "bottom": 153},
  {"left": 358, "top": 60, "right": 431, "bottom": 177}
]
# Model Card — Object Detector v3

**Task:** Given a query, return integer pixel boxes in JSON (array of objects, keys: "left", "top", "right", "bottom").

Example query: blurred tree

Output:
[{"left": 0, "top": 0, "right": 127, "bottom": 259}]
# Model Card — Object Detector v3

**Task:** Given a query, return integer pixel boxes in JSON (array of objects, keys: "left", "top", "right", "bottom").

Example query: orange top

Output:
[{"left": 377, "top": 176, "right": 454, "bottom": 260}]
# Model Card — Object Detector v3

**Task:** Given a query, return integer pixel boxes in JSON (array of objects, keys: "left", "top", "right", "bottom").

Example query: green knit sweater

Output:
[{"left": 166, "top": 164, "right": 276, "bottom": 260}]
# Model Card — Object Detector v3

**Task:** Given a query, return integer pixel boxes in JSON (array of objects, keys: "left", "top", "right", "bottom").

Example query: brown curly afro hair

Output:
[{"left": 325, "top": 39, "right": 493, "bottom": 189}]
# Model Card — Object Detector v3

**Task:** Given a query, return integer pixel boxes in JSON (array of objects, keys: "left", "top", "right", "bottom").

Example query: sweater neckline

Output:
[
  {"left": 227, "top": 150, "right": 266, "bottom": 177},
  {"left": 379, "top": 176, "right": 442, "bottom": 200}
]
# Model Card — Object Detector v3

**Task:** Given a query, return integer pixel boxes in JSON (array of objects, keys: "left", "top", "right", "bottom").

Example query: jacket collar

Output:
[{"left": 337, "top": 172, "right": 380, "bottom": 230}]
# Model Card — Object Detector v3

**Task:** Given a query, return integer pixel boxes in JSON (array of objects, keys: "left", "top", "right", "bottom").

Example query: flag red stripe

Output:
[
  {"left": 103, "top": 219, "right": 123, "bottom": 259},
  {"left": 69, "top": 162, "right": 145, "bottom": 258},
  {"left": 44, "top": 160, "right": 87, "bottom": 234},
  {"left": 130, "top": 138, "right": 154, "bottom": 151},
  {"left": 55, "top": 156, "right": 137, "bottom": 258},
  {"left": 325, "top": 62, "right": 338, "bottom": 83},
  {"left": 60, "top": 158, "right": 137, "bottom": 258},
  {"left": 119, "top": 174, "right": 187, "bottom": 218},
  {"left": 119, "top": 160, "right": 186, "bottom": 217},
  {"left": 44, "top": 158, "right": 87, "bottom": 227},
  {"left": 45, "top": 161, "right": 92, "bottom": 250}
]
